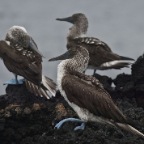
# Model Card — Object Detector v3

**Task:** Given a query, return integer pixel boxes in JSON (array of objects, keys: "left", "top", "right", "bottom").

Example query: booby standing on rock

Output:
[
  {"left": 56, "top": 13, "right": 134, "bottom": 75},
  {"left": 49, "top": 45, "right": 144, "bottom": 138},
  {"left": 0, "top": 26, "right": 56, "bottom": 99}
]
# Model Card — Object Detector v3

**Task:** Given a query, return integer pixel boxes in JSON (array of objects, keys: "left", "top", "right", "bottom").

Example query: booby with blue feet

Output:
[
  {"left": 0, "top": 26, "right": 56, "bottom": 99},
  {"left": 49, "top": 45, "right": 144, "bottom": 138}
]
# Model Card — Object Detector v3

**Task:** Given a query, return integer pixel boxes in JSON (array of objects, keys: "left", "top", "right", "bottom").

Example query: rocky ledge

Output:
[{"left": 0, "top": 54, "right": 144, "bottom": 144}]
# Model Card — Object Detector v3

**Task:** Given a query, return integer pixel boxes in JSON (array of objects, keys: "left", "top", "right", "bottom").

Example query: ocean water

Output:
[{"left": 0, "top": 0, "right": 144, "bottom": 94}]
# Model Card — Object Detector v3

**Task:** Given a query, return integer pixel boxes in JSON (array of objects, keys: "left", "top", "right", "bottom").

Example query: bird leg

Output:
[
  {"left": 15, "top": 74, "right": 18, "bottom": 84},
  {"left": 93, "top": 69, "right": 97, "bottom": 76},
  {"left": 74, "top": 122, "right": 86, "bottom": 131},
  {"left": 55, "top": 118, "right": 85, "bottom": 130}
]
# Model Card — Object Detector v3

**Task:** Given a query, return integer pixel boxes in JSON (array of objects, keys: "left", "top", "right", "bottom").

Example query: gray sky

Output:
[{"left": 0, "top": 0, "right": 144, "bottom": 94}]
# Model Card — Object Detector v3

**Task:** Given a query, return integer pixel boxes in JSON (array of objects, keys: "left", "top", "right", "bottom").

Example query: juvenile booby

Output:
[
  {"left": 55, "top": 13, "right": 134, "bottom": 74},
  {"left": 49, "top": 45, "right": 144, "bottom": 138},
  {"left": 0, "top": 26, "right": 56, "bottom": 99}
]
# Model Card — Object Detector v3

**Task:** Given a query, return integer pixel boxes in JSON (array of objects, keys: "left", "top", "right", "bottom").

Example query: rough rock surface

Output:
[{"left": 0, "top": 55, "right": 144, "bottom": 144}]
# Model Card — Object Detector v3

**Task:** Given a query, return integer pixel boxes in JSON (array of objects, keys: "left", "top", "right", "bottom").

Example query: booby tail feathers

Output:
[
  {"left": 115, "top": 122, "right": 144, "bottom": 139},
  {"left": 100, "top": 60, "right": 134, "bottom": 69},
  {"left": 25, "top": 75, "right": 56, "bottom": 99},
  {"left": 120, "top": 56, "right": 134, "bottom": 61}
]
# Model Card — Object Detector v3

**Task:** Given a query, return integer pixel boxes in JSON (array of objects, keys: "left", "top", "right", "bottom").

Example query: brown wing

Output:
[
  {"left": 62, "top": 74, "right": 127, "bottom": 123},
  {"left": 0, "top": 40, "right": 42, "bottom": 85},
  {"left": 74, "top": 37, "right": 112, "bottom": 52},
  {"left": 87, "top": 45, "right": 123, "bottom": 67},
  {"left": 67, "top": 37, "right": 124, "bottom": 67}
]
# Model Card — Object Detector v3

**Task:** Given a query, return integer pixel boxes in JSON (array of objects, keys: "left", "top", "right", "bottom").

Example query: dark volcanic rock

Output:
[
  {"left": 113, "top": 73, "right": 133, "bottom": 92},
  {"left": 0, "top": 82, "right": 143, "bottom": 144},
  {"left": 93, "top": 73, "right": 113, "bottom": 91},
  {"left": 131, "top": 54, "right": 144, "bottom": 108},
  {"left": 113, "top": 73, "right": 135, "bottom": 99},
  {"left": 132, "top": 54, "right": 144, "bottom": 83}
]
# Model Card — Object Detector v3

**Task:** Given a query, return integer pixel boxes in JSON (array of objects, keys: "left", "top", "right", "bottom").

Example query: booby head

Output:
[
  {"left": 56, "top": 13, "right": 88, "bottom": 38},
  {"left": 49, "top": 45, "right": 89, "bottom": 73},
  {"left": 56, "top": 13, "right": 88, "bottom": 25},
  {"left": 5, "top": 25, "right": 43, "bottom": 57}
]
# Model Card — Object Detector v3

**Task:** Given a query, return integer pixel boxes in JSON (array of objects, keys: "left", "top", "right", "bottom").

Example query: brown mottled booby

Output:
[
  {"left": 49, "top": 45, "right": 144, "bottom": 138},
  {"left": 55, "top": 13, "right": 134, "bottom": 74},
  {"left": 0, "top": 26, "right": 56, "bottom": 99}
]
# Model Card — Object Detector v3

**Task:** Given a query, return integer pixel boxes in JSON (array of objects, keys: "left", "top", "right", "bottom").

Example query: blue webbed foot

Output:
[
  {"left": 54, "top": 118, "right": 84, "bottom": 130},
  {"left": 3, "top": 78, "right": 25, "bottom": 85},
  {"left": 74, "top": 122, "right": 85, "bottom": 131}
]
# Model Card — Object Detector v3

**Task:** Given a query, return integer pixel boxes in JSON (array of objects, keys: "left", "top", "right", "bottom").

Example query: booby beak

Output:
[
  {"left": 49, "top": 51, "right": 72, "bottom": 61},
  {"left": 29, "top": 37, "right": 44, "bottom": 57},
  {"left": 56, "top": 16, "right": 73, "bottom": 23}
]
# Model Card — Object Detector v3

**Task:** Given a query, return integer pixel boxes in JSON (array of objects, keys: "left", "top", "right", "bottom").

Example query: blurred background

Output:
[{"left": 0, "top": 0, "right": 144, "bottom": 94}]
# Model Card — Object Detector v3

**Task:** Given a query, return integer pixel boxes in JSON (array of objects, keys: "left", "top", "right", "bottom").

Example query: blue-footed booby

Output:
[
  {"left": 49, "top": 45, "right": 144, "bottom": 138},
  {"left": 56, "top": 13, "right": 134, "bottom": 74},
  {"left": 0, "top": 26, "right": 56, "bottom": 99}
]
